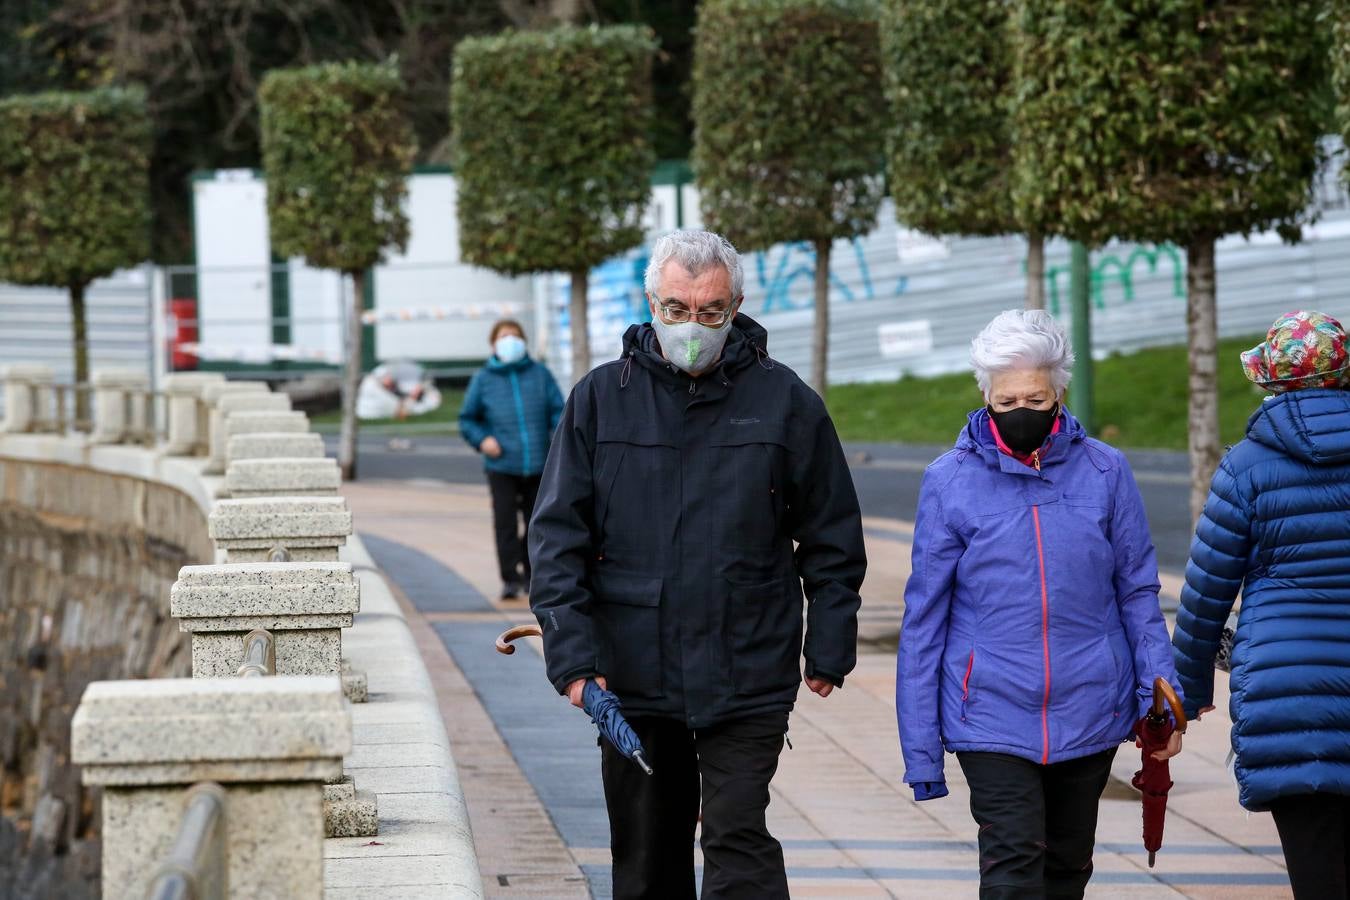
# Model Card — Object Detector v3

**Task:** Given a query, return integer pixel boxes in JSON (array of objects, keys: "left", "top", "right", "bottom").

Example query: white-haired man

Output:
[{"left": 529, "top": 229, "right": 867, "bottom": 899}]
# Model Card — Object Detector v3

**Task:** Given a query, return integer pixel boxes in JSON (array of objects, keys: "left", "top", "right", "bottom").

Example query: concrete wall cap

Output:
[
  {"left": 71, "top": 675, "right": 351, "bottom": 770},
  {"left": 170, "top": 562, "right": 359, "bottom": 618},
  {"left": 209, "top": 497, "right": 352, "bottom": 541},
  {"left": 224, "top": 458, "right": 339, "bottom": 492},
  {"left": 176, "top": 561, "right": 354, "bottom": 584},
  {"left": 91, "top": 369, "right": 150, "bottom": 387},
  {"left": 226, "top": 432, "right": 325, "bottom": 460},
  {"left": 224, "top": 411, "right": 309, "bottom": 436},
  {"left": 219, "top": 393, "right": 293, "bottom": 415},
  {"left": 0, "top": 364, "right": 56, "bottom": 381},
  {"left": 202, "top": 381, "right": 270, "bottom": 404}
]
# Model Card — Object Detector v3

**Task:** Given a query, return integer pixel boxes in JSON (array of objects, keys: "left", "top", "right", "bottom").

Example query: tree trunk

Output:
[
  {"left": 570, "top": 269, "right": 589, "bottom": 385},
  {"left": 1025, "top": 232, "right": 1046, "bottom": 310},
  {"left": 812, "top": 238, "right": 831, "bottom": 398},
  {"left": 1185, "top": 239, "right": 1220, "bottom": 527},
  {"left": 338, "top": 269, "right": 364, "bottom": 482},
  {"left": 70, "top": 281, "right": 90, "bottom": 423}
]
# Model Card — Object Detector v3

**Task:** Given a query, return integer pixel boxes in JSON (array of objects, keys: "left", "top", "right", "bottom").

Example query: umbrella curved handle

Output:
[
  {"left": 495, "top": 623, "right": 543, "bottom": 655},
  {"left": 1152, "top": 677, "right": 1187, "bottom": 733}
]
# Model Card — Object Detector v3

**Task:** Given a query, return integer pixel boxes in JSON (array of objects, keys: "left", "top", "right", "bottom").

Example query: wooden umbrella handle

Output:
[
  {"left": 1152, "top": 676, "right": 1188, "bottom": 733},
  {"left": 495, "top": 623, "right": 543, "bottom": 655}
]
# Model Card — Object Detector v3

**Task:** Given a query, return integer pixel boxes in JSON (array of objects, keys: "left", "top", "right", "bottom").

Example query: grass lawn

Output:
[
  {"left": 311, "top": 386, "right": 466, "bottom": 433},
  {"left": 827, "top": 335, "right": 1270, "bottom": 451}
]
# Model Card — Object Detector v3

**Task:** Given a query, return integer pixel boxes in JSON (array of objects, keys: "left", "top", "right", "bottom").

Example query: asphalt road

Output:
[{"left": 329, "top": 433, "right": 1196, "bottom": 575}]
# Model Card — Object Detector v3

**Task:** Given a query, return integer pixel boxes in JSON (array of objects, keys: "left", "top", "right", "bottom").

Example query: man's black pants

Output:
[
  {"left": 601, "top": 712, "right": 789, "bottom": 900},
  {"left": 485, "top": 471, "right": 540, "bottom": 586},
  {"left": 1270, "top": 792, "right": 1350, "bottom": 899},
  {"left": 956, "top": 748, "right": 1117, "bottom": 900}
]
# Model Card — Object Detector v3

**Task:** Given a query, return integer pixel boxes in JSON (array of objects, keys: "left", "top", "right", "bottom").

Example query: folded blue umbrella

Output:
[{"left": 583, "top": 679, "right": 653, "bottom": 775}]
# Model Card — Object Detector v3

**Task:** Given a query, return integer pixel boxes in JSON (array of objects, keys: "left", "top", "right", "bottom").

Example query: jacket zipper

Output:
[
  {"left": 1032, "top": 505, "right": 1051, "bottom": 764},
  {"left": 961, "top": 650, "right": 975, "bottom": 720},
  {"left": 508, "top": 370, "right": 530, "bottom": 472}
]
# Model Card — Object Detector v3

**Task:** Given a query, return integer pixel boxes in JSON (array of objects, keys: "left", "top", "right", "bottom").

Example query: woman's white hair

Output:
[
  {"left": 644, "top": 229, "right": 744, "bottom": 299},
  {"left": 970, "top": 309, "right": 1075, "bottom": 398}
]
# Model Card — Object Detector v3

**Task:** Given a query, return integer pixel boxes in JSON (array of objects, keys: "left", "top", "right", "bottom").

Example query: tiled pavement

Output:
[{"left": 342, "top": 477, "right": 1290, "bottom": 899}]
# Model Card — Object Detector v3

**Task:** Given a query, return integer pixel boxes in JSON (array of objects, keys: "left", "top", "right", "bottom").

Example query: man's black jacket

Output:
[{"left": 527, "top": 314, "right": 866, "bottom": 728}]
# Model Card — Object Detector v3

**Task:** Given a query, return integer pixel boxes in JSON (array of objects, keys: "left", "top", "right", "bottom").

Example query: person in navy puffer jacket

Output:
[
  {"left": 459, "top": 319, "right": 565, "bottom": 599},
  {"left": 1173, "top": 310, "right": 1350, "bottom": 899},
  {"left": 898, "top": 309, "right": 1182, "bottom": 900}
]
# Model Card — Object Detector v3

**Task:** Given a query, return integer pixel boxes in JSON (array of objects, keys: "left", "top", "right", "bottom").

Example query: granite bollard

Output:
[
  {"left": 71, "top": 675, "right": 350, "bottom": 899},
  {"left": 170, "top": 562, "right": 358, "bottom": 678},
  {"left": 224, "top": 457, "right": 340, "bottom": 498},
  {"left": 207, "top": 392, "right": 293, "bottom": 472},
  {"left": 202, "top": 382, "right": 271, "bottom": 473},
  {"left": 226, "top": 431, "right": 325, "bottom": 463},
  {"left": 163, "top": 373, "right": 225, "bottom": 455},
  {"left": 209, "top": 496, "right": 352, "bottom": 562},
  {"left": 90, "top": 368, "right": 150, "bottom": 445},
  {"left": 0, "top": 364, "right": 55, "bottom": 433}
]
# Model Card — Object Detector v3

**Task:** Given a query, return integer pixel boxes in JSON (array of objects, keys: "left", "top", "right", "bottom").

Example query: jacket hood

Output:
[
  {"left": 621, "top": 313, "right": 770, "bottom": 379},
  {"left": 1245, "top": 388, "right": 1350, "bottom": 465},
  {"left": 953, "top": 405, "right": 1087, "bottom": 456}
]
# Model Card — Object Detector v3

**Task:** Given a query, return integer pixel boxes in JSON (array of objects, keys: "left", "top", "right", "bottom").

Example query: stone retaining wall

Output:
[{"left": 0, "top": 456, "right": 213, "bottom": 898}]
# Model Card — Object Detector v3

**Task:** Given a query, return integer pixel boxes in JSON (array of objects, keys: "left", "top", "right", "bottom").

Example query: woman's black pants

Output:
[
  {"left": 956, "top": 748, "right": 1117, "bottom": 900},
  {"left": 1270, "top": 792, "right": 1350, "bottom": 899},
  {"left": 486, "top": 471, "right": 540, "bottom": 586}
]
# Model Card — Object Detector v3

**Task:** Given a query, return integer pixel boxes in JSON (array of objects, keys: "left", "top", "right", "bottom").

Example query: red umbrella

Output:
[{"left": 1131, "top": 677, "right": 1188, "bottom": 866}]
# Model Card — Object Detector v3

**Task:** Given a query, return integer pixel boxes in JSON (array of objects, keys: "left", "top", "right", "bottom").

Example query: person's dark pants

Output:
[
  {"left": 956, "top": 748, "right": 1117, "bottom": 900},
  {"left": 1270, "top": 792, "right": 1350, "bottom": 899},
  {"left": 485, "top": 471, "right": 540, "bottom": 587},
  {"left": 601, "top": 712, "right": 789, "bottom": 900}
]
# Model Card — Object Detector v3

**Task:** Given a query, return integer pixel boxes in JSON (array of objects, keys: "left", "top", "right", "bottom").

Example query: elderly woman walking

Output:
[
  {"left": 1173, "top": 311, "right": 1350, "bottom": 900},
  {"left": 897, "top": 309, "right": 1182, "bottom": 899}
]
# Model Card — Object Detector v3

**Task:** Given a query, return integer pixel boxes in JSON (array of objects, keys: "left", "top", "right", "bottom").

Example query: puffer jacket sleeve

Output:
[
  {"left": 457, "top": 371, "right": 489, "bottom": 451},
  {"left": 1173, "top": 457, "right": 1253, "bottom": 719},
  {"left": 527, "top": 384, "right": 602, "bottom": 694},
  {"left": 789, "top": 399, "right": 866, "bottom": 686},
  {"left": 1108, "top": 453, "right": 1182, "bottom": 722},
  {"left": 897, "top": 464, "right": 963, "bottom": 785}
]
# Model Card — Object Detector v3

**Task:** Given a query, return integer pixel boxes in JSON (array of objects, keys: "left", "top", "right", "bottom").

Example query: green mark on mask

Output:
[{"left": 684, "top": 339, "right": 701, "bottom": 367}]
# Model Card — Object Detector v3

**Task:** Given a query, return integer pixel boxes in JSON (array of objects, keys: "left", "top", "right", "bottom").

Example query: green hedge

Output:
[
  {"left": 691, "top": 0, "right": 885, "bottom": 251},
  {"left": 881, "top": 0, "right": 1016, "bottom": 237},
  {"left": 1012, "top": 1, "right": 1326, "bottom": 247},
  {"left": 259, "top": 61, "right": 415, "bottom": 274},
  {"left": 450, "top": 25, "right": 657, "bottom": 275},
  {"left": 0, "top": 87, "right": 151, "bottom": 288}
]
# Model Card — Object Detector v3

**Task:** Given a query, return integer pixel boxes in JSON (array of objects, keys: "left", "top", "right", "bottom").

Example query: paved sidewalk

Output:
[{"left": 342, "top": 476, "right": 1290, "bottom": 899}]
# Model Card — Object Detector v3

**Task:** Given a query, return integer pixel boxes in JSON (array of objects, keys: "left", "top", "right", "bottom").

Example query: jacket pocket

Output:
[
  {"left": 961, "top": 650, "right": 976, "bottom": 721},
  {"left": 592, "top": 572, "right": 663, "bottom": 698},
  {"left": 727, "top": 575, "right": 802, "bottom": 696}
]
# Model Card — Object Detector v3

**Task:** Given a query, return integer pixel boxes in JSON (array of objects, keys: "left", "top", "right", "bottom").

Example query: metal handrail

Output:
[
  {"left": 236, "top": 629, "right": 274, "bottom": 678},
  {"left": 144, "top": 782, "right": 227, "bottom": 900}
]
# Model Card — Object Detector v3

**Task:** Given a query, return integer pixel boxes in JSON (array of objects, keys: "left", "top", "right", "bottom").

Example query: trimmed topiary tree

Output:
[
  {"left": 0, "top": 87, "right": 151, "bottom": 414},
  {"left": 881, "top": 0, "right": 1044, "bottom": 309},
  {"left": 451, "top": 25, "right": 657, "bottom": 381},
  {"left": 1335, "top": 0, "right": 1350, "bottom": 184},
  {"left": 692, "top": 0, "right": 885, "bottom": 396},
  {"left": 1013, "top": 0, "right": 1326, "bottom": 523},
  {"left": 260, "top": 60, "right": 415, "bottom": 480}
]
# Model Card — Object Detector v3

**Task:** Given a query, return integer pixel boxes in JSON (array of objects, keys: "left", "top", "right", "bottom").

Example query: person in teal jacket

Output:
[{"left": 459, "top": 319, "right": 565, "bottom": 599}]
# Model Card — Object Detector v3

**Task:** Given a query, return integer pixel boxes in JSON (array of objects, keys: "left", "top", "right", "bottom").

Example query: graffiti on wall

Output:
[{"left": 1042, "top": 244, "right": 1186, "bottom": 316}]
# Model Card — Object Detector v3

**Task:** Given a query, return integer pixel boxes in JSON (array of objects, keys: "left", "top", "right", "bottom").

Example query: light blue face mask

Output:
[{"left": 494, "top": 334, "right": 527, "bottom": 364}]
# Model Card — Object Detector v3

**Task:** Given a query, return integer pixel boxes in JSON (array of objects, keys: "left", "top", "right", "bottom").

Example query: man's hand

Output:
[
  {"left": 480, "top": 436, "right": 503, "bottom": 459},
  {"left": 805, "top": 675, "right": 834, "bottom": 698},
  {"left": 566, "top": 676, "right": 607, "bottom": 709}
]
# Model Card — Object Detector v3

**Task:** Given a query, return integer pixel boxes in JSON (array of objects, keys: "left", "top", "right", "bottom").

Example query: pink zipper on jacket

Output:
[{"left": 1032, "top": 498, "right": 1051, "bottom": 764}]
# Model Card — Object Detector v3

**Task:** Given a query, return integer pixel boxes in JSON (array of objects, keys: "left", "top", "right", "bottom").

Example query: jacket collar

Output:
[
  {"left": 620, "top": 313, "right": 771, "bottom": 388},
  {"left": 486, "top": 355, "right": 532, "bottom": 374},
  {"left": 955, "top": 406, "right": 1086, "bottom": 477}
]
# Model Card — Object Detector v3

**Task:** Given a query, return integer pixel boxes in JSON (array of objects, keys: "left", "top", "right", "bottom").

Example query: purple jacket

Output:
[{"left": 897, "top": 408, "right": 1178, "bottom": 788}]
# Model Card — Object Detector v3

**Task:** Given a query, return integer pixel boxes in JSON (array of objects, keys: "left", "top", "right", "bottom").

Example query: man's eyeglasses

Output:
[{"left": 653, "top": 299, "right": 738, "bottom": 327}]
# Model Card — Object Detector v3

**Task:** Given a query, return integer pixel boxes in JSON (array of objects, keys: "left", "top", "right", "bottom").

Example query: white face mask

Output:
[
  {"left": 650, "top": 316, "right": 735, "bottom": 374},
  {"left": 494, "top": 334, "right": 527, "bottom": 364}
]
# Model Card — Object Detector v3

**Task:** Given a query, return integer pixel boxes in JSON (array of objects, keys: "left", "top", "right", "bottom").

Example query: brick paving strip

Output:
[{"left": 343, "top": 478, "right": 1290, "bottom": 899}]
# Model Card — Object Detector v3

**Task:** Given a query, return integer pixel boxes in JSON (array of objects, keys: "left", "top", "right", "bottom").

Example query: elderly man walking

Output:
[{"left": 529, "top": 229, "right": 867, "bottom": 899}]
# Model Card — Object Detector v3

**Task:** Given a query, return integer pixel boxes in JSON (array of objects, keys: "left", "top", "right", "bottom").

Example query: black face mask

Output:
[{"left": 988, "top": 403, "right": 1058, "bottom": 454}]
